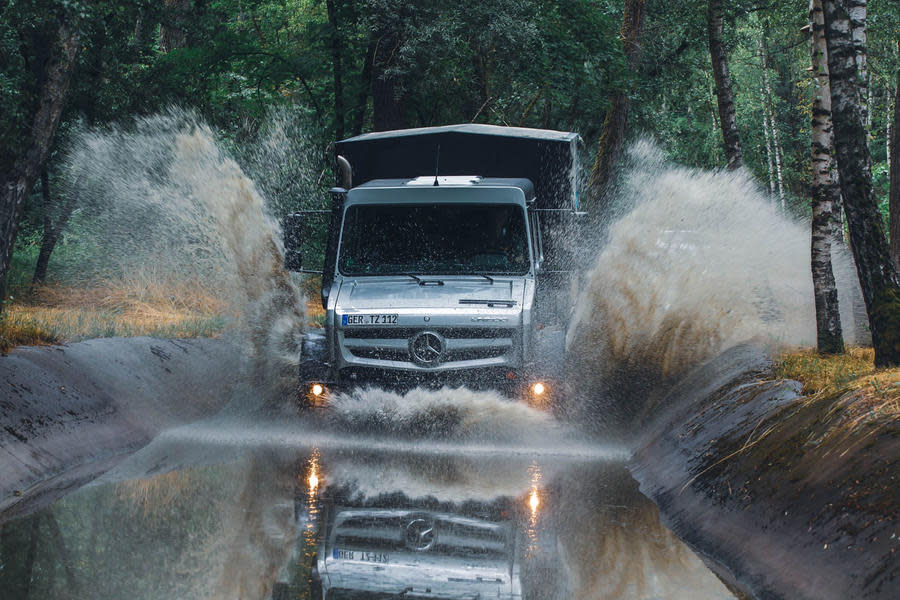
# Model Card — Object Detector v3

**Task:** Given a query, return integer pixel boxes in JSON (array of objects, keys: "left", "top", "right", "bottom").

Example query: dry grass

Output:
[
  {"left": 1, "top": 278, "right": 230, "bottom": 352},
  {"left": 0, "top": 315, "right": 59, "bottom": 352},
  {"left": 775, "top": 347, "right": 900, "bottom": 448}
]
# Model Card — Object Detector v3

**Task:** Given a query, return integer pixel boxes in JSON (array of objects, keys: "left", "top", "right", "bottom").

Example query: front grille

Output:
[
  {"left": 341, "top": 326, "right": 517, "bottom": 364},
  {"left": 332, "top": 511, "right": 510, "bottom": 559}
]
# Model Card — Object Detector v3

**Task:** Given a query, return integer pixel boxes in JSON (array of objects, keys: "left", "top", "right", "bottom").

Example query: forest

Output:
[{"left": 1, "top": 0, "right": 899, "bottom": 361}]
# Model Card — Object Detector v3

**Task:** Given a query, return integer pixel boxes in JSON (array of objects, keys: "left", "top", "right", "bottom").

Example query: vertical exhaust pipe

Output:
[{"left": 336, "top": 155, "right": 352, "bottom": 189}]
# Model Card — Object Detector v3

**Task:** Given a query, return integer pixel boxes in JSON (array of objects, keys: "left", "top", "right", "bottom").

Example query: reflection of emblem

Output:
[
  {"left": 405, "top": 517, "right": 436, "bottom": 551},
  {"left": 410, "top": 331, "right": 444, "bottom": 366}
]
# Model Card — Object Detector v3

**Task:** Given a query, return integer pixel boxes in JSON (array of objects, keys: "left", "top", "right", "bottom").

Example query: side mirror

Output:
[{"left": 283, "top": 213, "right": 305, "bottom": 271}]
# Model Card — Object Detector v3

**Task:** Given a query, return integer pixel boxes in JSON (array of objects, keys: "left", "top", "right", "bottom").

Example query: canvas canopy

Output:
[{"left": 334, "top": 124, "right": 579, "bottom": 211}]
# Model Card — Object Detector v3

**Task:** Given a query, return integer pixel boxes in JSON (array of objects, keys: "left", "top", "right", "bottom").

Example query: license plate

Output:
[
  {"left": 333, "top": 548, "right": 390, "bottom": 564},
  {"left": 342, "top": 313, "right": 398, "bottom": 326}
]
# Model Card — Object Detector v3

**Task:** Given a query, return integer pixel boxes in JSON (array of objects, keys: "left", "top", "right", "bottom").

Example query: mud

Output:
[
  {"left": 0, "top": 336, "right": 241, "bottom": 523},
  {"left": 630, "top": 344, "right": 899, "bottom": 600}
]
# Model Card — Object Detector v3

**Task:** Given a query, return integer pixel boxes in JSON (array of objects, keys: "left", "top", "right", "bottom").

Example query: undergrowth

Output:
[
  {"left": 1, "top": 279, "right": 231, "bottom": 352},
  {"left": 775, "top": 347, "right": 900, "bottom": 441}
]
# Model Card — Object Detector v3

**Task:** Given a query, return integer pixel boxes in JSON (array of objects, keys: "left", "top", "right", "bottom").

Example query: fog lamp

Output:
[
  {"left": 532, "top": 382, "right": 546, "bottom": 396},
  {"left": 311, "top": 383, "right": 324, "bottom": 397}
]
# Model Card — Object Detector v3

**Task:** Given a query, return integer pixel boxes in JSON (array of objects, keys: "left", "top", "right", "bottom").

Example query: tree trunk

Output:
[
  {"left": 371, "top": 12, "right": 407, "bottom": 132},
  {"left": 708, "top": 0, "right": 743, "bottom": 170},
  {"left": 758, "top": 34, "right": 785, "bottom": 206},
  {"left": 765, "top": 98, "right": 786, "bottom": 209},
  {"left": 761, "top": 88, "right": 776, "bottom": 194},
  {"left": 823, "top": 0, "right": 900, "bottom": 366},
  {"left": 352, "top": 37, "right": 376, "bottom": 136},
  {"left": 810, "top": 0, "right": 845, "bottom": 354},
  {"left": 159, "top": 0, "right": 192, "bottom": 52},
  {"left": 326, "top": 0, "right": 345, "bottom": 141},
  {"left": 33, "top": 170, "right": 76, "bottom": 285},
  {"left": 586, "top": 0, "right": 645, "bottom": 209},
  {"left": 848, "top": 0, "right": 868, "bottom": 127},
  {"left": 0, "top": 21, "right": 80, "bottom": 309},
  {"left": 891, "top": 63, "right": 900, "bottom": 270}
]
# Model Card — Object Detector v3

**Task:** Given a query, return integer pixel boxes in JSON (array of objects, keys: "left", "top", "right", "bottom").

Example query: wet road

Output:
[{"left": 0, "top": 410, "right": 736, "bottom": 600}]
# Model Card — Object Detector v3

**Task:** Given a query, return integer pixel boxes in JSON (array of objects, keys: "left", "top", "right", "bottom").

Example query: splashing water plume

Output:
[
  {"left": 66, "top": 110, "right": 307, "bottom": 396},
  {"left": 327, "top": 386, "right": 560, "bottom": 440},
  {"left": 565, "top": 142, "right": 861, "bottom": 429}
]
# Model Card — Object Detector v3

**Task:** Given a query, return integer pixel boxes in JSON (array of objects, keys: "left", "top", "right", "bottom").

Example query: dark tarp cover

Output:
[{"left": 334, "top": 124, "right": 579, "bottom": 211}]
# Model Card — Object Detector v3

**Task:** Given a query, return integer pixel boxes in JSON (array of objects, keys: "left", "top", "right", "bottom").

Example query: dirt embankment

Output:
[
  {"left": 630, "top": 344, "right": 898, "bottom": 600},
  {"left": 0, "top": 337, "right": 242, "bottom": 523}
]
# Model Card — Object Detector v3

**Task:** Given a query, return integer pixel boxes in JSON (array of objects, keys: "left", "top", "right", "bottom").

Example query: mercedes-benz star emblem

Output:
[
  {"left": 410, "top": 331, "right": 444, "bottom": 366},
  {"left": 405, "top": 517, "right": 436, "bottom": 551}
]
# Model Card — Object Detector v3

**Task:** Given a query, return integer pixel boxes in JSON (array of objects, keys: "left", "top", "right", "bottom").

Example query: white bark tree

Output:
[
  {"left": 761, "top": 89, "right": 776, "bottom": 194},
  {"left": 809, "top": 0, "right": 844, "bottom": 354},
  {"left": 823, "top": 0, "right": 900, "bottom": 366}
]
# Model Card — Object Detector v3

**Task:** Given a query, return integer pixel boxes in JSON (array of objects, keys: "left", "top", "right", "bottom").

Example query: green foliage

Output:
[{"left": 3, "top": 0, "right": 899, "bottom": 284}]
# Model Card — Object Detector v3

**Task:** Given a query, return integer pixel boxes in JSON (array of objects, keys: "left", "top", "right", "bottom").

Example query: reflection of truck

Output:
[
  {"left": 314, "top": 505, "right": 522, "bottom": 599},
  {"left": 284, "top": 124, "right": 582, "bottom": 404}
]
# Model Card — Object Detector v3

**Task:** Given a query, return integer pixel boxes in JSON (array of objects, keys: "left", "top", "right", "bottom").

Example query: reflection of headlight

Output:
[
  {"left": 529, "top": 488, "right": 540, "bottom": 512},
  {"left": 532, "top": 382, "right": 546, "bottom": 396}
]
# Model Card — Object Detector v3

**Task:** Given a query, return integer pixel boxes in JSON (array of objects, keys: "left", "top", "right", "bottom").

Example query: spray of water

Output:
[
  {"left": 327, "top": 386, "right": 559, "bottom": 440},
  {"left": 564, "top": 142, "right": 861, "bottom": 429},
  {"left": 65, "top": 110, "right": 308, "bottom": 396}
]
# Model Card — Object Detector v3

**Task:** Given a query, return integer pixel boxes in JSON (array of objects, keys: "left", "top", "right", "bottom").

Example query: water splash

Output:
[
  {"left": 65, "top": 110, "right": 307, "bottom": 396},
  {"left": 564, "top": 142, "right": 862, "bottom": 429},
  {"left": 327, "top": 386, "right": 559, "bottom": 440}
]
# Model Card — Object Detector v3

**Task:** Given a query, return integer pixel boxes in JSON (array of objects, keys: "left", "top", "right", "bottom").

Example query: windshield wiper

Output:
[
  {"left": 474, "top": 274, "right": 495, "bottom": 284},
  {"left": 459, "top": 299, "right": 517, "bottom": 307},
  {"left": 402, "top": 273, "right": 424, "bottom": 284}
]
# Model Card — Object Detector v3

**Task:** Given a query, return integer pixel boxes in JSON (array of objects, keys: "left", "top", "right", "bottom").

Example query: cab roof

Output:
[
  {"left": 355, "top": 176, "right": 536, "bottom": 203},
  {"left": 341, "top": 123, "right": 577, "bottom": 143}
]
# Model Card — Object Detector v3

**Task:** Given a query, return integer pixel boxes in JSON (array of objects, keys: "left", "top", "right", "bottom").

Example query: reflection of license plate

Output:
[
  {"left": 333, "top": 548, "right": 389, "bottom": 563},
  {"left": 342, "top": 313, "right": 398, "bottom": 326}
]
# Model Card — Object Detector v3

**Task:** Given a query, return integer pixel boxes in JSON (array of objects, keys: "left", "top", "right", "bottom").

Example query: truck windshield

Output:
[{"left": 338, "top": 203, "right": 530, "bottom": 276}]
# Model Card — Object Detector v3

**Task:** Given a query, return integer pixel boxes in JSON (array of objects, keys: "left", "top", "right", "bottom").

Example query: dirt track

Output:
[{"left": 0, "top": 337, "right": 241, "bottom": 523}]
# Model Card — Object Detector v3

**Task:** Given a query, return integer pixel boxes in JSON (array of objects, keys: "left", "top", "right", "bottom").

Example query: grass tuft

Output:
[
  {"left": 2, "top": 279, "right": 231, "bottom": 352},
  {"left": 775, "top": 347, "right": 900, "bottom": 444},
  {"left": 0, "top": 314, "right": 60, "bottom": 353}
]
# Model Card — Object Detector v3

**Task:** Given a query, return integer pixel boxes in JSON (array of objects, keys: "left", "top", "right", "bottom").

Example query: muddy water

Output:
[{"left": 0, "top": 414, "right": 734, "bottom": 600}]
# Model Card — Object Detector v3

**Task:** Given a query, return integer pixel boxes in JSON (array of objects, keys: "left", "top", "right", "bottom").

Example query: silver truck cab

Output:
[
  {"left": 284, "top": 125, "right": 581, "bottom": 405},
  {"left": 329, "top": 176, "right": 541, "bottom": 388}
]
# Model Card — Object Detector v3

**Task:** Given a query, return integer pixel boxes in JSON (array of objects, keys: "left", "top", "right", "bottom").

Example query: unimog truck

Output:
[{"left": 283, "top": 124, "right": 582, "bottom": 406}]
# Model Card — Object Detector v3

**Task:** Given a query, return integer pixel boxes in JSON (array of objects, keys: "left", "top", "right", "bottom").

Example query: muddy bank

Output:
[
  {"left": 0, "top": 337, "right": 242, "bottom": 523},
  {"left": 630, "top": 344, "right": 898, "bottom": 600}
]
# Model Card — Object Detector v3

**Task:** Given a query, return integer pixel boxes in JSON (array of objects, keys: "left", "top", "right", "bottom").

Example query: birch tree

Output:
[
  {"left": 761, "top": 88, "right": 776, "bottom": 194},
  {"left": 758, "top": 34, "right": 785, "bottom": 208},
  {"left": 809, "top": 0, "right": 844, "bottom": 354},
  {"left": 823, "top": 0, "right": 900, "bottom": 366},
  {"left": 708, "top": 0, "right": 742, "bottom": 169},
  {"left": 891, "top": 63, "right": 899, "bottom": 270},
  {"left": 848, "top": 0, "right": 868, "bottom": 128}
]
